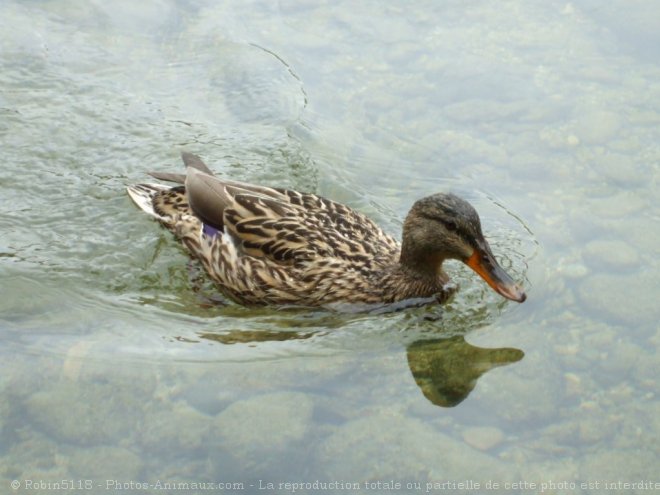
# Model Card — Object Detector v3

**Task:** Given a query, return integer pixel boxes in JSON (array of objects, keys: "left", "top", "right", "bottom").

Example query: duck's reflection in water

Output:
[
  {"left": 407, "top": 336, "right": 523, "bottom": 407},
  {"left": 196, "top": 330, "right": 523, "bottom": 408},
  {"left": 198, "top": 329, "right": 318, "bottom": 345}
]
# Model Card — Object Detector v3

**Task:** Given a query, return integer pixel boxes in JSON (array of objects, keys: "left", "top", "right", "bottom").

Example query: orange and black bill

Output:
[{"left": 465, "top": 246, "right": 526, "bottom": 303}]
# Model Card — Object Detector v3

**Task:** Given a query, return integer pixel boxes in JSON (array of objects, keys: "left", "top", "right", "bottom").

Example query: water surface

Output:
[{"left": 1, "top": 1, "right": 659, "bottom": 493}]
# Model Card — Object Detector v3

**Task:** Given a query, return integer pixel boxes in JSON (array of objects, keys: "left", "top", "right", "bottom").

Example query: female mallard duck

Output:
[{"left": 127, "top": 153, "right": 526, "bottom": 307}]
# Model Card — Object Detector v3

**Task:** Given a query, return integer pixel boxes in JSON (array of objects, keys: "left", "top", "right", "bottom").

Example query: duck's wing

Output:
[
  {"left": 185, "top": 165, "right": 291, "bottom": 231},
  {"left": 275, "top": 188, "right": 400, "bottom": 259},
  {"left": 184, "top": 166, "right": 329, "bottom": 264},
  {"left": 223, "top": 186, "right": 400, "bottom": 268},
  {"left": 150, "top": 153, "right": 400, "bottom": 267}
]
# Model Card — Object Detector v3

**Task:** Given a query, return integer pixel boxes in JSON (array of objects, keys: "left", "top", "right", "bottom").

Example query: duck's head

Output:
[{"left": 400, "top": 193, "right": 526, "bottom": 302}]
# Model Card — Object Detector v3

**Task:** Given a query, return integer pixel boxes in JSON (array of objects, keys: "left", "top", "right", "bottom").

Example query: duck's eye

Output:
[{"left": 444, "top": 220, "right": 458, "bottom": 231}]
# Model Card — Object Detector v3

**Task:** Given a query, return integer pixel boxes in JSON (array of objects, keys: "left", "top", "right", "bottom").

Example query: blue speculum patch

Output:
[{"left": 202, "top": 223, "right": 220, "bottom": 238}]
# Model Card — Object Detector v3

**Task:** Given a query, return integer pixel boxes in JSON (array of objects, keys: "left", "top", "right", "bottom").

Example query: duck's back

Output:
[{"left": 127, "top": 156, "right": 402, "bottom": 306}]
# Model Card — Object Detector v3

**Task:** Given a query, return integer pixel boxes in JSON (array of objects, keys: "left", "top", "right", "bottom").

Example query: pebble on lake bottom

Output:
[
  {"left": 319, "top": 414, "right": 515, "bottom": 482},
  {"left": 462, "top": 426, "right": 505, "bottom": 451},
  {"left": 214, "top": 391, "right": 314, "bottom": 462},
  {"left": 583, "top": 239, "right": 640, "bottom": 271},
  {"left": 578, "top": 271, "right": 659, "bottom": 326}
]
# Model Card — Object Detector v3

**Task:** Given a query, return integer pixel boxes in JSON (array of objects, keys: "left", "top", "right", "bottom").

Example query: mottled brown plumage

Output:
[{"left": 127, "top": 153, "right": 525, "bottom": 308}]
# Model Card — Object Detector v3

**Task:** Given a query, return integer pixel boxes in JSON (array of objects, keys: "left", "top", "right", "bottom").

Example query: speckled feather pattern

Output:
[{"left": 127, "top": 174, "right": 452, "bottom": 307}]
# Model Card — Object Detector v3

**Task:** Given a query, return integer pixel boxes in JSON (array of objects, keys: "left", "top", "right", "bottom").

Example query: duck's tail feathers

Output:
[
  {"left": 148, "top": 171, "right": 186, "bottom": 183},
  {"left": 181, "top": 152, "right": 215, "bottom": 175},
  {"left": 146, "top": 152, "right": 215, "bottom": 184},
  {"left": 126, "top": 183, "right": 171, "bottom": 221}
]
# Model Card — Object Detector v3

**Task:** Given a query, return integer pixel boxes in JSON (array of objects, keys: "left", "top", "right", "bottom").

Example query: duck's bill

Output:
[{"left": 465, "top": 249, "right": 526, "bottom": 303}]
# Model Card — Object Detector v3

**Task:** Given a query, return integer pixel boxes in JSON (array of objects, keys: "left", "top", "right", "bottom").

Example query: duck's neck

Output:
[
  {"left": 398, "top": 213, "right": 450, "bottom": 280},
  {"left": 382, "top": 218, "right": 455, "bottom": 302},
  {"left": 399, "top": 244, "right": 446, "bottom": 275},
  {"left": 378, "top": 256, "right": 452, "bottom": 303}
]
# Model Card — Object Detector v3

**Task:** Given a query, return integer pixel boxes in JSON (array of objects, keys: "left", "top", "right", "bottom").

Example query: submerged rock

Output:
[
  {"left": 462, "top": 426, "right": 505, "bottom": 451},
  {"left": 213, "top": 391, "right": 314, "bottom": 465},
  {"left": 575, "top": 110, "right": 621, "bottom": 144},
  {"left": 24, "top": 378, "right": 148, "bottom": 446},
  {"left": 583, "top": 239, "right": 639, "bottom": 272},
  {"left": 319, "top": 413, "right": 514, "bottom": 482},
  {"left": 68, "top": 446, "right": 143, "bottom": 480},
  {"left": 139, "top": 401, "right": 214, "bottom": 453},
  {"left": 578, "top": 271, "right": 658, "bottom": 327}
]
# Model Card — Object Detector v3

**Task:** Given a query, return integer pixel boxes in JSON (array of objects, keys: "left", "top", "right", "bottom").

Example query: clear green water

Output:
[{"left": 1, "top": 1, "right": 659, "bottom": 494}]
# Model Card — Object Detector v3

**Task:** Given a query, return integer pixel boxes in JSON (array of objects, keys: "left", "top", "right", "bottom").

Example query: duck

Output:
[{"left": 126, "top": 153, "right": 526, "bottom": 308}]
